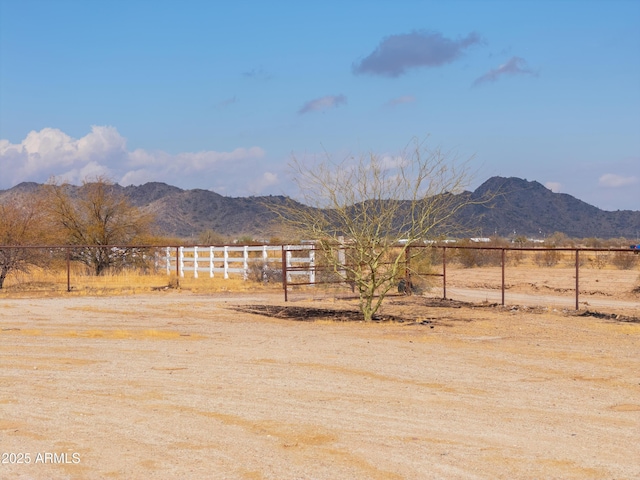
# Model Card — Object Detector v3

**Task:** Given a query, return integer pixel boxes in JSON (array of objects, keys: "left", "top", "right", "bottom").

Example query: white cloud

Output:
[
  {"left": 0, "top": 126, "right": 127, "bottom": 186},
  {"left": 248, "top": 172, "right": 279, "bottom": 194},
  {"left": 127, "top": 147, "right": 265, "bottom": 175},
  {"left": 545, "top": 181, "right": 562, "bottom": 193},
  {"left": 378, "top": 155, "right": 407, "bottom": 170},
  {"left": 598, "top": 173, "right": 638, "bottom": 188},
  {"left": 0, "top": 126, "right": 267, "bottom": 193}
]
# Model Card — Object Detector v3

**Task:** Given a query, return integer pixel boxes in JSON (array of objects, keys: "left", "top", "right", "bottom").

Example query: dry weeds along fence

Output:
[
  {"left": 0, "top": 244, "right": 315, "bottom": 293},
  {"left": 0, "top": 244, "right": 638, "bottom": 311}
]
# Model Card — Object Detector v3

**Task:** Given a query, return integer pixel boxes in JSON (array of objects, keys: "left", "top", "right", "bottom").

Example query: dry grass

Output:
[{"left": 0, "top": 265, "right": 282, "bottom": 297}]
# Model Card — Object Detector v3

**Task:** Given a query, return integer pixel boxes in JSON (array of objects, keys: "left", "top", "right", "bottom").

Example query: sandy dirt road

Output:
[
  {"left": 444, "top": 287, "right": 640, "bottom": 311},
  {"left": 431, "top": 265, "right": 640, "bottom": 314},
  {"left": 1, "top": 292, "right": 639, "bottom": 479}
]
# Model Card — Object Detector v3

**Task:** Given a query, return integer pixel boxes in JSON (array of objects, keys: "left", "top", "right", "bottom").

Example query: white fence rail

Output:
[{"left": 164, "top": 245, "right": 315, "bottom": 282}]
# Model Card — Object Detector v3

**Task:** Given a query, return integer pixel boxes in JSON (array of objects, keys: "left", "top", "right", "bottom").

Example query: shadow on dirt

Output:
[
  {"left": 576, "top": 310, "right": 640, "bottom": 324},
  {"left": 389, "top": 297, "right": 470, "bottom": 309},
  {"left": 230, "top": 305, "right": 418, "bottom": 323},
  {"left": 230, "top": 296, "right": 639, "bottom": 325},
  {"left": 231, "top": 297, "right": 485, "bottom": 324}
]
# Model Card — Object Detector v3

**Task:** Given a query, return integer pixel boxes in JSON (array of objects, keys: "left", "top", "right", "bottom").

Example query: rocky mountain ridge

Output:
[{"left": 1, "top": 177, "right": 638, "bottom": 240}]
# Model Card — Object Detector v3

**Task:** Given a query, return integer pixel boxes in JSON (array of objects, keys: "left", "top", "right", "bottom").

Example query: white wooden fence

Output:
[{"left": 164, "top": 245, "right": 315, "bottom": 282}]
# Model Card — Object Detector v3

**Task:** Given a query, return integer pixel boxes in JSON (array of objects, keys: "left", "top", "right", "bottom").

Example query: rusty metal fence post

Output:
[
  {"left": 575, "top": 249, "right": 580, "bottom": 310},
  {"left": 66, "top": 247, "right": 71, "bottom": 292},
  {"left": 175, "top": 246, "right": 180, "bottom": 287},
  {"left": 405, "top": 246, "right": 412, "bottom": 296},
  {"left": 501, "top": 248, "right": 505, "bottom": 306},
  {"left": 282, "top": 245, "right": 288, "bottom": 302},
  {"left": 442, "top": 246, "right": 447, "bottom": 300}
]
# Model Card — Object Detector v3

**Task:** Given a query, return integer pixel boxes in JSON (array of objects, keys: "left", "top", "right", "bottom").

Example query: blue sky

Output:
[{"left": 1, "top": 0, "right": 638, "bottom": 211}]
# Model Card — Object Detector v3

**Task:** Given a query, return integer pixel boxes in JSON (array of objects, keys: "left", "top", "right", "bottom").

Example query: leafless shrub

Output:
[
  {"left": 591, "top": 251, "right": 610, "bottom": 269},
  {"left": 247, "top": 262, "right": 283, "bottom": 283},
  {"left": 534, "top": 249, "right": 562, "bottom": 267},
  {"left": 272, "top": 137, "right": 486, "bottom": 321},
  {"left": 612, "top": 251, "right": 638, "bottom": 270}
]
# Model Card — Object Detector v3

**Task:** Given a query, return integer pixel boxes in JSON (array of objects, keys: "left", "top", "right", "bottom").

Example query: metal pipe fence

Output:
[
  {"left": 1, "top": 244, "right": 638, "bottom": 311},
  {"left": 0, "top": 245, "right": 171, "bottom": 293},
  {"left": 431, "top": 246, "right": 639, "bottom": 310},
  {"left": 281, "top": 244, "right": 640, "bottom": 310}
]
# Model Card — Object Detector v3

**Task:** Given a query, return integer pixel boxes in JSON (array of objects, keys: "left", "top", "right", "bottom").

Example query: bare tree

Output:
[
  {"left": 0, "top": 194, "right": 48, "bottom": 288},
  {"left": 276, "top": 138, "right": 484, "bottom": 321},
  {"left": 44, "top": 177, "right": 156, "bottom": 275}
]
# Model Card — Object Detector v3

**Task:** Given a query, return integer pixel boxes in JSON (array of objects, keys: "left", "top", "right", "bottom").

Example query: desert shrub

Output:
[
  {"left": 590, "top": 251, "right": 609, "bottom": 269},
  {"left": 454, "top": 246, "right": 482, "bottom": 268},
  {"left": 427, "top": 246, "right": 444, "bottom": 265},
  {"left": 452, "top": 240, "right": 477, "bottom": 267},
  {"left": 235, "top": 235, "right": 261, "bottom": 245},
  {"left": 512, "top": 236, "right": 529, "bottom": 247},
  {"left": 480, "top": 249, "right": 503, "bottom": 267},
  {"left": 507, "top": 249, "right": 525, "bottom": 266},
  {"left": 407, "top": 247, "right": 436, "bottom": 275},
  {"left": 558, "top": 249, "right": 586, "bottom": 268},
  {"left": 197, "top": 229, "right": 228, "bottom": 245},
  {"left": 612, "top": 251, "right": 638, "bottom": 270},
  {"left": 247, "top": 262, "right": 283, "bottom": 283},
  {"left": 507, "top": 237, "right": 528, "bottom": 266},
  {"left": 453, "top": 239, "right": 504, "bottom": 268},
  {"left": 403, "top": 246, "right": 437, "bottom": 292},
  {"left": 583, "top": 237, "right": 604, "bottom": 248},
  {"left": 534, "top": 248, "right": 563, "bottom": 267},
  {"left": 546, "top": 232, "right": 574, "bottom": 247}
]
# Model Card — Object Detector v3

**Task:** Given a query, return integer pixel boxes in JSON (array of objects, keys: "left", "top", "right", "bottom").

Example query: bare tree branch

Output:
[
  {"left": 272, "top": 138, "right": 488, "bottom": 321},
  {"left": 43, "top": 176, "right": 156, "bottom": 275}
]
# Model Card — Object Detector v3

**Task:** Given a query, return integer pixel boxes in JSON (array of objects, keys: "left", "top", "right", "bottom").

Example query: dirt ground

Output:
[{"left": 1, "top": 288, "right": 639, "bottom": 479}]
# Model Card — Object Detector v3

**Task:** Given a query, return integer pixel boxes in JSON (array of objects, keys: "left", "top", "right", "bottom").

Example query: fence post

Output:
[
  {"left": 166, "top": 247, "right": 171, "bottom": 275},
  {"left": 309, "top": 248, "right": 315, "bottom": 285},
  {"left": 282, "top": 245, "right": 288, "bottom": 302},
  {"left": 442, "top": 246, "right": 447, "bottom": 300},
  {"left": 262, "top": 245, "right": 268, "bottom": 282},
  {"left": 243, "top": 245, "right": 249, "bottom": 280},
  {"left": 501, "top": 248, "right": 505, "bottom": 306},
  {"left": 286, "top": 249, "right": 292, "bottom": 283},
  {"left": 66, "top": 247, "right": 71, "bottom": 292},
  {"left": 224, "top": 246, "right": 229, "bottom": 279},
  {"left": 575, "top": 249, "right": 580, "bottom": 310},
  {"left": 175, "top": 246, "right": 179, "bottom": 283},
  {"left": 193, "top": 246, "right": 199, "bottom": 279},
  {"left": 179, "top": 246, "right": 185, "bottom": 277},
  {"left": 209, "top": 246, "right": 214, "bottom": 278}
]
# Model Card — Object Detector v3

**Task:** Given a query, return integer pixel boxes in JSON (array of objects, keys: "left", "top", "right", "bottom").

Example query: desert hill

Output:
[
  {"left": 463, "top": 177, "right": 639, "bottom": 239},
  {"left": 1, "top": 177, "right": 638, "bottom": 240}
]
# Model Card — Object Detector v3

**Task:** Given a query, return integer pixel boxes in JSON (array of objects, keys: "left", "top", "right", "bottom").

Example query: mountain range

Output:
[{"left": 1, "top": 177, "right": 638, "bottom": 240}]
